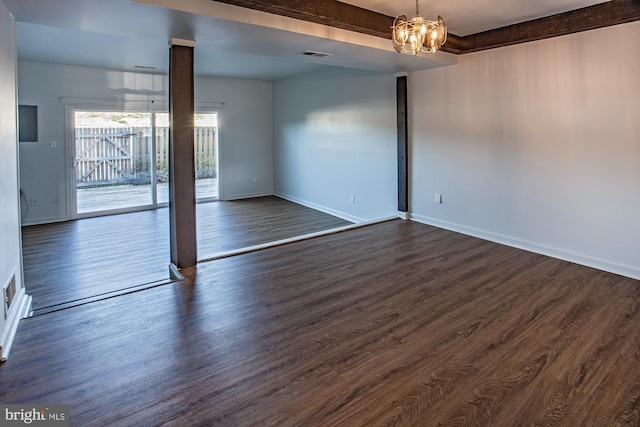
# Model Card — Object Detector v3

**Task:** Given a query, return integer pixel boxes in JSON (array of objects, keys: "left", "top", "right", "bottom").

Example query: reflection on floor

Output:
[{"left": 21, "top": 196, "right": 352, "bottom": 312}]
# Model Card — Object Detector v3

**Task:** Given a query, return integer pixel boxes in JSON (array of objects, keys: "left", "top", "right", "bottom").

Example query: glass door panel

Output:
[
  {"left": 153, "top": 112, "right": 218, "bottom": 204},
  {"left": 74, "top": 112, "right": 153, "bottom": 215},
  {"left": 75, "top": 111, "right": 219, "bottom": 212},
  {"left": 154, "top": 113, "right": 170, "bottom": 205},
  {"left": 195, "top": 113, "right": 218, "bottom": 201}
]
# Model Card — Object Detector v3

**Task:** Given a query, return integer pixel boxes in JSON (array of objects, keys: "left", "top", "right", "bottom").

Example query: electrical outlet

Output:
[
  {"left": 50, "top": 141, "right": 57, "bottom": 148},
  {"left": 30, "top": 198, "right": 39, "bottom": 207},
  {"left": 252, "top": 177, "right": 258, "bottom": 183},
  {"left": 349, "top": 195, "right": 356, "bottom": 204},
  {"left": 52, "top": 196, "right": 59, "bottom": 204}
]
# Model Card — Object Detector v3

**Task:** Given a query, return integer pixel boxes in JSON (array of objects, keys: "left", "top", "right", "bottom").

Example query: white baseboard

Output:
[
  {"left": 397, "top": 211, "right": 409, "bottom": 220},
  {"left": 410, "top": 213, "right": 640, "bottom": 281},
  {"left": 21, "top": 215, "right": 68, "bottom": 227},
  {"left": 1, "top": 291, "right": 32, "bottom": 360},
  {"left": 219, "top": 191, "right": 274, "bottom": 201},
  {"left": 275, "top": 192, "right": 367, "bottom": 224},
  {"left": 199, "top": 216, "right": 398, "bottom": 264}
]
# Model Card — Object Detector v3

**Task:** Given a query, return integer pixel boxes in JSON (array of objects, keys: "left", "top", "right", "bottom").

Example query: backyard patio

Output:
[{"left": 77, "top": 177, "right": 218, "bottom": 213}]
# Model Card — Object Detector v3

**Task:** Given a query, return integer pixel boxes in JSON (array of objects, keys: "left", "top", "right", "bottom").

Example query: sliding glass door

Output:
[
  {"left": 73, "top": 110, "right": 218, "bottom": 217},
  {"left": 74, "top": 111, "right": 154, "bottom": 215}
]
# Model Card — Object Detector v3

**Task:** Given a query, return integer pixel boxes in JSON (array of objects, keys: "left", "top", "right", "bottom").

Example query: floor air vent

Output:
[{"left": 3, "top": 272, "right": 16, "bottom": 319}]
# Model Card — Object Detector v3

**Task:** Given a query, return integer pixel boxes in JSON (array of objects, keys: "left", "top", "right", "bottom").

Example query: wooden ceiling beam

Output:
[
  {"left": 214, "top": 0, "right": 393, "bottom": 38},
  {"left": 213, "top": 0, "right": 640, "bottom": 54},
  {"left": 455, "top": 0, "right": 640, "bottom": 54}
]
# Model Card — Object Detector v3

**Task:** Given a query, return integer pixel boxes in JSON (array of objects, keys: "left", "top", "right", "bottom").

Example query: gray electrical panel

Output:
[{"left": 18, "top": 105, "right": 38, "bottom": 142}]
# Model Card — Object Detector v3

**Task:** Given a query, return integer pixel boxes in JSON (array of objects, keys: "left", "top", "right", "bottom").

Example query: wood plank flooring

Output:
[
  {"left": 4, "top": 220, "right": 640, "bottom": 426},
  {"left": 195, "top": 197, "right": 353, "bottom": 256},
  {"left": 21, "top": 196, "right": 352, "bottom": 310}
]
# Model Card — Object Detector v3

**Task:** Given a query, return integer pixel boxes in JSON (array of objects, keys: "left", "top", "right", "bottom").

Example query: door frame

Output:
[
  {"left": 64, "top": 99, "right": 167, "bottom": 220},
  {"left": 63, "top": 99, "right": 224, "bottom": 219}
]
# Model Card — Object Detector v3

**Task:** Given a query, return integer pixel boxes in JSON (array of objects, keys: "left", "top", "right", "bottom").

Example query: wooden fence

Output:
[{"left": 75, "top": 126, "right": 216, "bottom": 186}]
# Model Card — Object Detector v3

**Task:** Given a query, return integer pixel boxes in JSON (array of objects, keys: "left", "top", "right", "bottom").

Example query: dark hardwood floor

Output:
[
  {"left": 4, "top": 220, "right": 640, "bottom": 426},
  {"left": 21, "top": 196, "right": 352, "bottom": 311},
  {"left": 196, "top": 197, "right": 353, "bottom": 257}
]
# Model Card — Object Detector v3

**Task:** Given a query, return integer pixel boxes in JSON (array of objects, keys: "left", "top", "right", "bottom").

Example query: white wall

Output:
[
  {"left": 17, "top": 61, "right": 274, "bottom": 224},
  {"left": 196, "top": 75, "right": 273, "bottom": 200},
  {"left": 409, "top": 22, "right": 640, "bottom": 280},
  {"left": 17, "top": 62, "right": 159, "bottom": 223},
  {"left": 274, "top": 67, "right": 397, "bottom": 222},
  {"left": 0, "top": 0, "right": 27, "bottom": 358}
]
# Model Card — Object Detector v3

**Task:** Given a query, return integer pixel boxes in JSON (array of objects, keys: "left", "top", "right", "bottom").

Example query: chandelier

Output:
[{"left": 392, "top": 0, "right": 447, "bottom": 55}]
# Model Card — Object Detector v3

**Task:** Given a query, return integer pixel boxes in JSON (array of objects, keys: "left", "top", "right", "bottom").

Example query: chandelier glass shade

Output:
[{"left": 392, "top": 0, "right": 447, "bottom": 55}]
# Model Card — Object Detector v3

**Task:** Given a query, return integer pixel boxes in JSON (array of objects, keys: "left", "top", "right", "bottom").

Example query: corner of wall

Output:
[
  {"left": 276, "top": 192, "right": 367, "bottom": 224},
  {"left": 0, "top": 0, "right": 30, "bottom": 361},
  {"left": 410, "top": 213, "right": 640, "bottom": 281}
]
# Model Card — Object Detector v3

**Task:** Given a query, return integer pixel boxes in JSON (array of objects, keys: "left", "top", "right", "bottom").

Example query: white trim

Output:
[
  {"left": 394, "top": 72, "right": 409, "bottom": 78},
  {"left": 170, "top": 38, "right": 196, "bottom": 47},
  {"left": 19, "top": 294, "right": 31, "bottom": 319},
  {"left": 64, "top": 105, "right": 75, "bottom": 221},
  {"left": 198, "top": 217, "right": 397, "bottom": 263},
  {"left": 21, "top": 215, "right": 69, "bottom": 227},
  {"left": 221, "top": 191, "right": 275, "bottom": 201},
  {"left": 275, "top": 192, "right": 367, "bottom": 224},
  {"left": 0, "top": 291, "right": 31, "bottom": 360},
  {"left": 410, "top": 213, "right": 640, "bottom": 281},
  {"left": 59, "top": 97, "right": 169, "bottom": 111},
  {"left": 169, "top": 263, "right": 184, "bottom": 281},
  {"left": 397, "top": 211, "right": 409, "bottom": 220},
  {"left": 59, "top": 97, "right": 225, "bottom": 111}
]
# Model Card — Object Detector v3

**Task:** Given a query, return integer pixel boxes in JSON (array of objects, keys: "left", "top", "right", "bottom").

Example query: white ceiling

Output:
[{"left": 5, "top": 0, "right": 609, "bottom": 80}]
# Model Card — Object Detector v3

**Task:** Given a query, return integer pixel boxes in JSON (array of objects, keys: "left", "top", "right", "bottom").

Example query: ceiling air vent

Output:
[{"left": 297, "top": 50, "right": 333, "bottom": 58}]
